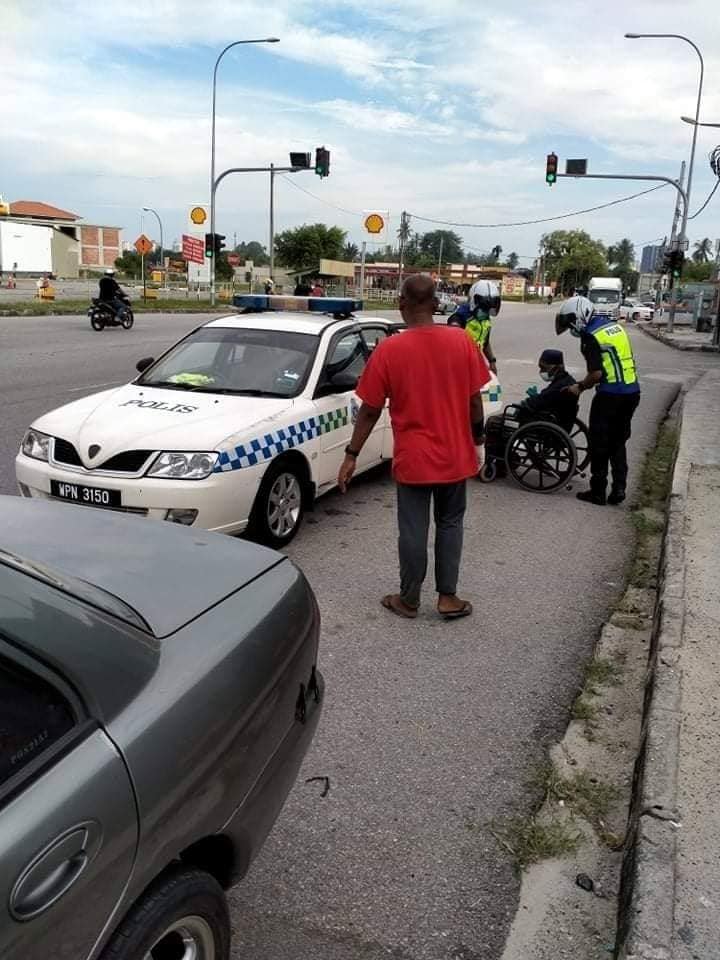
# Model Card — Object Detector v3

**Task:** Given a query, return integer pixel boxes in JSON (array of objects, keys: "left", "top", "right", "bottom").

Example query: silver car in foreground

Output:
[{"left": 0, "top": 497, "right": 323, "bottom": 959}]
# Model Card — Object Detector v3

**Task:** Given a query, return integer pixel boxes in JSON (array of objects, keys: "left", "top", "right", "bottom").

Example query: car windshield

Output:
[
  {"left": 137, "top": 326, "right": 319, "bottom": 398},
  {"left": 588, "top": 290, "right": 621, "bottom": 304}
]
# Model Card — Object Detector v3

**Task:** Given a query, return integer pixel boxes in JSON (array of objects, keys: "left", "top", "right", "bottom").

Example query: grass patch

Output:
[
  {"left": 533, "top": 763, "right": 620, "bottom": 830},
  {"left": 491, "top": 815, "right": 583, "bottom": 869},
  {"left": 584, "top": 655, "right": 623, "bottom": 691},
  {"left": 572, "top": 695, "right": 599, "bottom": 723}
]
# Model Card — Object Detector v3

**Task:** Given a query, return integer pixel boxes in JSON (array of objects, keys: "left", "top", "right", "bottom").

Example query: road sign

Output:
[
  {"left": 182, "top": 234, "right": 205, "bottom": 265},
  {"left": 135, "top": 234, "right": 153, "bottom": 256}
]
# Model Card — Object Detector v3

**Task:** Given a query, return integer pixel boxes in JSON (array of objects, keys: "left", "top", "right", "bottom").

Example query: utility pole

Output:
[
  {"left": 666, "top": 161, "right": 686, "bottom": 333},
  {"left": 269, "top": 163, "right": 275, "bottom": 280},
  {"left": 359, "top": 240, "right": 367, "bottom": 298},
  {"left": 438, "top": 233, "right": 444, "bottom": 277},
  {"left": 397, "top": 211, "right": 409, "bottom": 294}
]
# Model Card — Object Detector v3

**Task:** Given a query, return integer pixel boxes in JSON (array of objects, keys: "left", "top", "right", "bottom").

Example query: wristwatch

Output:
[{"left": 344, "top": 445, "right": 360, "bottom": 458}]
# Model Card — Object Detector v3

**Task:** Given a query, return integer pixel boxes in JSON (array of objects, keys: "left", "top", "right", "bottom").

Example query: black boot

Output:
[
  {"left": 607, "top": 488, "right": 626, "bottom": 505},
  {"left": 577, "top": 489, "right": 606, "bottom": 506}
]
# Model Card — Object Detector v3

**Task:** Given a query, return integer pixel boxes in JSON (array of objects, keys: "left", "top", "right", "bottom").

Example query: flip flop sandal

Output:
[
  {"left": 439, "top": 601, "right": 473, "bottom": 621},
  {"left": 381, "top": 594, "right": 418, "bottom": 619}
]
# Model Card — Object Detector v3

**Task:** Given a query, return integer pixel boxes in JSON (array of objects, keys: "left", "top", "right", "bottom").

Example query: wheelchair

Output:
[{"left": 478, "top": 404, "right": 590, "bottom": 494}]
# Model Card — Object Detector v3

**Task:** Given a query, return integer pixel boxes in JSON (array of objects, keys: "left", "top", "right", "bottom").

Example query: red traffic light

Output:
[{"left": 546, "top": 152, "right": 558, "bottom": 185}]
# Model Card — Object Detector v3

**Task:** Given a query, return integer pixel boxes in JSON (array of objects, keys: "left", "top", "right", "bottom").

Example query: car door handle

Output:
[{"left": 10, "top": 823, "right": 98, "bottom": 921}]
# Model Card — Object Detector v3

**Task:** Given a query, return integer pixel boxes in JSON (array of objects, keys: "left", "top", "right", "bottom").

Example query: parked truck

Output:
[{"left": 587, "top": 277, "right": 623, "bottom": 318}]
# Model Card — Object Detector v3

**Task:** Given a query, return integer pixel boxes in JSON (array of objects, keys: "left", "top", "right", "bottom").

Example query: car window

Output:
[
  {"left": 138, "top": 327, "right": 319, "bottom": 398},
  {"left": 0, "top": 658, "right": 75, "bottom": 787},
  {"left": 324, "top": 332, "right": 367, "bottom": 380},
  {"left": 362, "top": 327, "right": 387, "bottom": 350}
]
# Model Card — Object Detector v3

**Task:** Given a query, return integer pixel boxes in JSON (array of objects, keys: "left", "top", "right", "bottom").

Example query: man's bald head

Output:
[{"left": 401, "top": 273, "right": 436, "bottom": 306}]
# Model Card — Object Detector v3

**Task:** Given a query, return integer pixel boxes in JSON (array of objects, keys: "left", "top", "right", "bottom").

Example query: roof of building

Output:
[{"left": 10, "top": 201, "right": 80, "bottom": 221}]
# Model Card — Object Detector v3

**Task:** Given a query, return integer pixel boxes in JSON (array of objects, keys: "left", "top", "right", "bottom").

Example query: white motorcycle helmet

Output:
[
  {"left": 104, "top": 268, "right": 116, "bottom": 276},
  {"left": 555, "top": 296, "right": 595, "bottom": 338},
  {"left": 468, "top": 279, "right": 501, "bottom": 317}
]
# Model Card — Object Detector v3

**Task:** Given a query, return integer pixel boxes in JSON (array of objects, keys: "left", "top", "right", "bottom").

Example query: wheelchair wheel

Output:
[
  {"left": 570, "top": 419, "right": 590, "bottom": 472},
  {"left": 478, "top": 461, "right": 497, "bottom": 483},
  {"left": 505, "top": 422, "right": 577, "bottom": 494}
]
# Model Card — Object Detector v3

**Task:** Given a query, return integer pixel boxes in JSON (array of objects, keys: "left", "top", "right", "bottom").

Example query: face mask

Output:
[{"left": 540, "top": 370, "right": 553, "bottom": 382}]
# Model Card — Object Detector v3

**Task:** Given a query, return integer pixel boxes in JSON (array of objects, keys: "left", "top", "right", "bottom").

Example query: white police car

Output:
[{"left": 16, "top": 296, "right": 503, "bottom": 546}]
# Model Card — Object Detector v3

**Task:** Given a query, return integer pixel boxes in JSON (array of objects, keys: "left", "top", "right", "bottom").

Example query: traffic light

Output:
[
  {"left": 214, "top": 234, "right": 226, "bottom": 257},
  {"left": 545, "top": 152, "right": 558, "bottom": 186},
  {"left": 670, "top": 249, "right": 684, "bottom": 279},
  {"left": 205, "top": 233, "right": 214, "bottom": 258},
  {"left": 315, "top": 146, "right": 330, "bottom": 178}
]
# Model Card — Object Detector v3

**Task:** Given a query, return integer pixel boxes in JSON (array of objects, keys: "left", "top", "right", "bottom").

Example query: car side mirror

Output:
[{"left": 136, "top": 357, "right": 154, "bottom": 373}]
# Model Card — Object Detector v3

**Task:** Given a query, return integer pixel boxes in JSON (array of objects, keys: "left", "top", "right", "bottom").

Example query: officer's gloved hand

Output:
[{"left": 526, "top": 384, "right": 539, "bottom": 397}]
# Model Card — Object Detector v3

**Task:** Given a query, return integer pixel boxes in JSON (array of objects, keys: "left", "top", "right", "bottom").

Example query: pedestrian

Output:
[
  {"left": 264, "top": 278, "right": 274, "bottom": 295},
  {"left": 556, "top": 296, "right": 640, "bottom": 506},
  {"left": 311, "top": 280, "right": 324, "bottom": 297},
  {"left": 294, "top": 279, "right": 311, "bottom": 296},
  {"left": 337, "top": 273, "right": 490, "bottom": 620}
]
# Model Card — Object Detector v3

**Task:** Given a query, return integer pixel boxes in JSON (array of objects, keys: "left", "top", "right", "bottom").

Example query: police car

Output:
[{"left": 16, "top": 297, "right": 503, "bottom": 546}]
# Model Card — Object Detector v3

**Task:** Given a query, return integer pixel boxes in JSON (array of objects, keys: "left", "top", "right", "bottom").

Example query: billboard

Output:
[{"left": 501, "top": 275, "right": 526, "bottom": 298}]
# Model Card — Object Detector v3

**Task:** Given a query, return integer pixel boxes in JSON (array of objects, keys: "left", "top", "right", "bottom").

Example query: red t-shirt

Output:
[{"left": 357, "top": 324, "right": 490, "bottom": 485}]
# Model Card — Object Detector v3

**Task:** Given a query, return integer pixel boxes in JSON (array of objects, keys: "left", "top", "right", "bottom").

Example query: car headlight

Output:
[
  {"left": 21, "top": 429, "right": 52, "bottom": 462},
  {"left": 147, "top": 452, "right": 219, "bottom": 480}
]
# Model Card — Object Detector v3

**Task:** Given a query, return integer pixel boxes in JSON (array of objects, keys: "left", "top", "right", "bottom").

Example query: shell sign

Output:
[
  {"left": 190, "top": 206, "right": 207, "bottom": 225},
  {"left": 363, "top": 212, "right": 386, "bottom": 235}
]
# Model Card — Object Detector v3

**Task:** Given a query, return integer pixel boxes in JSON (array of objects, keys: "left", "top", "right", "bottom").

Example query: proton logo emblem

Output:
[{"left": 88, "top": 444, "right": 101, "bottom": 459}]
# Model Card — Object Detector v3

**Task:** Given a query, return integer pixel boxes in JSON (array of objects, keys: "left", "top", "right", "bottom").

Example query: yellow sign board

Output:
[{"left": 189, "top": 205, "right": 207, "bottom": 226}]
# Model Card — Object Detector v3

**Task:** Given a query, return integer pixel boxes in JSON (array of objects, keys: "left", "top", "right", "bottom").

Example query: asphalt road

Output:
[{"left": 0, "top": 305, "right": 712, "bottom": 959}]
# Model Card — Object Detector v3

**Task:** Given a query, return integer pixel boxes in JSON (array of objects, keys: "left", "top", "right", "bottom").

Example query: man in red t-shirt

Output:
[{"left": 337, "top": 274, "right": 490, "bottom": 619}]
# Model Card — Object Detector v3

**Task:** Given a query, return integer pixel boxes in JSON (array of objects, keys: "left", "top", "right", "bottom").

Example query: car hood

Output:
[
  {"left": 33, "top": 383, "right": 294, "bottom": 466},
  {"left": 0, "top": 496, "right": 286, "bottom": 638}
]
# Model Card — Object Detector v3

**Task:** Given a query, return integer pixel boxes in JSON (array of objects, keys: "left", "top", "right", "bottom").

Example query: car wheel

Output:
[
  {"left": 248, "top": 458, "right": 305, "bottom": 548},
  {"left": 632, "top": 312, "right": 639, "bottom": 322},
  {"left": 99, "top": 866, "right": 230, "bottom": 960}
]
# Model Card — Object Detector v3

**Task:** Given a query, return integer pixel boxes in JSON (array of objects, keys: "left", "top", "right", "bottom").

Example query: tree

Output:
[
  {"left": 232, "top": 240, "right": 269, "bottom": 266},
  {"left": 692, "top": 238, "right": 713, "bottom": 263},
  {"left": 489, "top": 244, "right": 502, "bottom": 263},
  {"left": 114, "top": 250, "right": 143, "bottom": 276},
  {"left": 540, "top": 229, "right": 608, "bottom": 294},
  {"left": 215, "top": 253, "right": 234, "bottom": 281},
  {"left": 682, "top": 260, "right": 714, "bottom": 282},
  {"left": 607, "top": 238, "right": 636, "bottom": 293},
  {"left": 505, "top": 252, "right": 519, "bottom": 270},
  {"left": 274, "top": 223, "right": 347, "bottom": 271},
  {"left": 419, "top": 230, "right": 464, "bottom": 264},
  {"left": 342, "top": 242, "right": 360, "bottom": 262}
]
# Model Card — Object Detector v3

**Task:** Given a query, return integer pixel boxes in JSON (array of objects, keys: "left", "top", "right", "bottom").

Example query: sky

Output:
[{"left": 2, "top": 0, "right": 719, "bottom": 266}]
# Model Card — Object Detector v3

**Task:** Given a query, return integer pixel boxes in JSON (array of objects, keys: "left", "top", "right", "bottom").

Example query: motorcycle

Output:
[{"left": 88, "top": 297, "right": 134, "bottom": 331}]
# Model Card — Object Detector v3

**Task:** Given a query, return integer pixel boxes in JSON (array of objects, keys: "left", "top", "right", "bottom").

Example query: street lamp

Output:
[
  {"left": 142, "top": 207, "right": 164, "bottom": 269},
  {"left": 625, "top": 33, "right": 704, "bottom": 330},
  {"left": 681, "top": 116, "right": 720, "bottom": 128},
  {"left": 209, "top": 37, "right": 280, "bottom": 305}
]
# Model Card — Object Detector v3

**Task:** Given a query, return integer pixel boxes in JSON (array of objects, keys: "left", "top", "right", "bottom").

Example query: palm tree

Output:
[
  {"left": 342, "top": 242, "right": 360, "bottom": 262},
  {"left": 607, "top": 238, "right": 635, "bottom": 270},
  {"left": 692, "top": 238, "right": 713, "bottom": 263}
]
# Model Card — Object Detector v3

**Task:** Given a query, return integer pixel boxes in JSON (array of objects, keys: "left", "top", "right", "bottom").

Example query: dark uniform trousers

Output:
[{"left": 589, "top": 392, "right": 640, "bottom": 497}]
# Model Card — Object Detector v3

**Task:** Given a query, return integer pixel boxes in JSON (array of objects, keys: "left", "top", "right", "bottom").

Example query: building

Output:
[
  {"left": 0, "top": 200, "right": 122, "bottom": 277},
  {"left": 640, "top": 244, "right": 663, "bottom": 274}
]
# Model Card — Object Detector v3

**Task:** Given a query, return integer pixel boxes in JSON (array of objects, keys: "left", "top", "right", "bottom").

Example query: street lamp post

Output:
[
  {"left": 625, "top": 33, "right": 704, "bottom": 331},
  {"left": 210, "top": 37, "right": 279, "bottom": 306},
  {"left": 142, "top": 206, "right": 164, "bottom": 272}
]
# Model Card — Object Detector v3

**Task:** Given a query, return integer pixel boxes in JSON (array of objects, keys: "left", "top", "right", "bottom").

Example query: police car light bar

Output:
[{"left": 233, "top": 294, "right": 363, "bottom": 315}]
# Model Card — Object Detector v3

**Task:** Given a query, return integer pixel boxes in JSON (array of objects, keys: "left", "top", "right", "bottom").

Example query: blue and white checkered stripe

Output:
[{"left": 214, "top": 407, "right": 349, "bottom": 473}]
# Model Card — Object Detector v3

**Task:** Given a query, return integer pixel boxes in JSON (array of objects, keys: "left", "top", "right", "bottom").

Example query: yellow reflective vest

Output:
[{"left": 587, "top": 321, "right": 639, "bottom": 395}]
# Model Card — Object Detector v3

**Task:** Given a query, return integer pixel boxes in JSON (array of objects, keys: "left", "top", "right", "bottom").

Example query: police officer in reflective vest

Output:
[{"left": 556, "top": 296, "right": 640, "bottom": 505}]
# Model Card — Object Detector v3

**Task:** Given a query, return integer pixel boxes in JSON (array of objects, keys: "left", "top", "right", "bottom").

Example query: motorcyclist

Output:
[
  {"left": 556, "top": 296, "right": 640, "bottom": 506},
  {"left": 98, "top": 269, "right": 129, "bottom": 319}
]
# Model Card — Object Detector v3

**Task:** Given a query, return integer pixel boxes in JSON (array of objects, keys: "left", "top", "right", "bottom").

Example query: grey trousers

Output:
[{"left": 396, "top": 481, "right": 467, "bottom": 607}]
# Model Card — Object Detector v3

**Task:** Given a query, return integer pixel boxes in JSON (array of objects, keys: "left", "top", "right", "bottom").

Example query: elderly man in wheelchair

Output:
[{"left": 478, "top": 348, "right": 590, "bottom": 493}]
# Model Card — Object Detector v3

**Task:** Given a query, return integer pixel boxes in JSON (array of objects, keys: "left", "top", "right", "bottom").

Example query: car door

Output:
[
  {"left": 313, "top": 328, "right": 383, "bottom": 487},
  {"left": 0, "top": 644, "right": 138, "bottom": 960}
]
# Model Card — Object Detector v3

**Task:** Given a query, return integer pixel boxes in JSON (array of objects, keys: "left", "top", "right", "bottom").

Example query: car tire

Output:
[
  {"left": 248, "top": 458, "right": 306, "bottom": 548},
  {"left": 631, "top": 312, "right": 639, "bottom": 322},
  {"left": 99, "top": 866, "right": 230, "bottom": 960}
]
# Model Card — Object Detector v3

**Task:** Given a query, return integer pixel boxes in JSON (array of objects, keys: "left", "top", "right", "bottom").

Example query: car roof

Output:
[
  {"left": 0, "top": 497, "right": 284, "bottom": 638},
  {"left": 204, "top": 312, "right": 392, "bottom": 336}
]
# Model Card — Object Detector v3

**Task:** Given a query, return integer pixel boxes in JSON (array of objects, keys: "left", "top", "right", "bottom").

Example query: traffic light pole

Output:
[{"left": 210, "top": 164, "right": 305, "bottom": 305}]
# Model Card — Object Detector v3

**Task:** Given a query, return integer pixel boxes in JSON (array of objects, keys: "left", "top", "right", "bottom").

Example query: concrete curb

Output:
[
  {"left": 616, "top": 397, "right": 687, "bottom": 960},
  {"left": 635, "top": 322, "right": 720, "bottom": 353}
]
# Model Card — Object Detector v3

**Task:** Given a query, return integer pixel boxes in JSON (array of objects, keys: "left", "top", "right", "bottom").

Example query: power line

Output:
[
  {"left": 279, "top": 175, "right": 363, "bottom": 217},
  {"left": 407, "top": 184, "right": 668, "bottom": 229}
]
